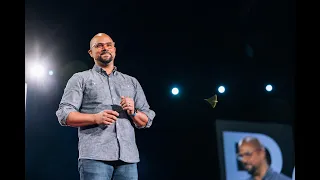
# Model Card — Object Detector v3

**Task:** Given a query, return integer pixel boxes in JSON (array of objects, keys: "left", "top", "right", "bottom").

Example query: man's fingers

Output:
[
  {"left": 120, "top": 98, "right": 129, "bottom": 106},
  {"left": 122, "top": 106, "right": 133, "bottom": 111},
  {"left": 102, "top": 116, "right": 117, "bottom": 125},
  {"left": 110, "top": 111, "right": 120, "bottom": 117},
  {"left": 121, "top": 103, "right": 129, "bottom": 108},
  {"left": 104, "top": 113, "right": 118, "bottom": 121},
  {"left": 109, "top": 114, "right": 118, "bottom": 121},
  {"left": 102, "top": 120, "right": 113, "bottom": 125},
  {"left": 103, "top": 110, "right": 119, "bottom": 117}
]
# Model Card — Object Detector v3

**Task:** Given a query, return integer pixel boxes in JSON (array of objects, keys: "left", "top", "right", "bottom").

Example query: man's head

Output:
[
  {"left": 237, "top": 137, "right": 267, "bottom": 175},
  {"left": 88, "top": 33, "right": 116, "bottom": 66}
]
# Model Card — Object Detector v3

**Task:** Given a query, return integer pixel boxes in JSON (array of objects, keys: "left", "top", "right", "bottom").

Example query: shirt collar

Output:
[
  {"left": 247, "top": 167, "right": 274, "bottom": 180},
  {"left": 262, "top": 167, "right": 274, "bottom": 179},
  {"left": 92, "top": 64, "right": 118, "bottom": 75}
]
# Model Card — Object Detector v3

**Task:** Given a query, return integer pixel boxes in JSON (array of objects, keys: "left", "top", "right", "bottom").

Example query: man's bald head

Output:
[
  {"left": 89, "top": 33, "right": 113, "bottom": 49},
  {"left": 238, "top": 136, "right": 265, "bottom": 150},
  {"left": 237, "top": 136, "right": 268, "bottom": 175}
]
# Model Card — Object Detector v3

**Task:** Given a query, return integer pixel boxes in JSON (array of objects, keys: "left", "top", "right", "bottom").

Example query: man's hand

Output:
[
  {"left": 120, "top": 96, "right": 135, "bottom": 115},
  {"left": 93, "top": 110, "right": 119, "bottom": 125}
]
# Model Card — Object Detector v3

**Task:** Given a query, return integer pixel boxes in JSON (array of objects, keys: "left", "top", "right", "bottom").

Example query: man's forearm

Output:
[
  {"left": 66, "top": 111, "right": 97, "bottom": 127},
  {"left": 132, "top": 111, "right": 148, "bottom": 127}
]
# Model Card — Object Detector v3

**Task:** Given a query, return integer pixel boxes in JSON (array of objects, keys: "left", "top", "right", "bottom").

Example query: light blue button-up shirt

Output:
[
  {"left": 56, "top": 64, "right": 156, "bottom": 163},
  {"left": 247, "top": 168, "right": 292, "bottom": 180}
]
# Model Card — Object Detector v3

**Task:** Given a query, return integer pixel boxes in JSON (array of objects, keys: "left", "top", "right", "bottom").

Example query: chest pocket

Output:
[
  {"left": 120, "top": 84, "right": 135, "bottom": 98},
  {"left": 84, "top": 80, "right": 105, "bottom": 100}
]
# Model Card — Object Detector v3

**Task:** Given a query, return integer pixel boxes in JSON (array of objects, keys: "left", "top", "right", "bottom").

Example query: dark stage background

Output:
[{"left": 25, "top": 0, "right": 295, "bottom": 179}]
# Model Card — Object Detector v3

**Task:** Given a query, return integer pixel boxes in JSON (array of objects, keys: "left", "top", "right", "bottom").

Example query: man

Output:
[
  {"left": 56, "top": 33, "right": 156, "bottom": 180},
  {"left": 237, "top": 137, "right": 291, "bottom": 180}
]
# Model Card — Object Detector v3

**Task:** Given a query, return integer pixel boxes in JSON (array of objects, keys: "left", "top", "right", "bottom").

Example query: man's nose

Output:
[
  {"left": 101, "top": 45, "right": 107, "bottom": 50},
  {"left": 101, "top": 47, "right": 110, "bottom": 53},
  {"left": 241, "top": 157, "right": 249, "bottom": 163}
]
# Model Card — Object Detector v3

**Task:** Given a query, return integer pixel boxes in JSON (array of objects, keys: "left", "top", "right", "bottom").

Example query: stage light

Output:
[
  {"left": 49, "top": 70, "right": 54, "bottom": 75},
  {"left": 266, "top": 84, "right": 273, "bottom": 92},
  {"left": 29, "top": 63, "right": 46, "bottom": 79},
  {"left": 218, "top": 86, "right": 225, "bottom": 93},
  {"left": 171, "top": 87, "right": 179, "bottom": 95}
]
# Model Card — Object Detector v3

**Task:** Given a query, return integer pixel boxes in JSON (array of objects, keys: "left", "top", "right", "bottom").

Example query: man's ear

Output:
[{"left": 88, "top": 49, "right": 93, "bottom": 57}]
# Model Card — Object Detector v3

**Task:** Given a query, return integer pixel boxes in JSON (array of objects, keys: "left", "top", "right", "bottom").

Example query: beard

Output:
[
  {"left": 243, "top": 163, "right": 257, "bottom": 175},
  {"left": 247, "top": 166, "right": 257, "bottom": 175},
  {"left": 97, "top": 51, "right": 113, "bottom": 65}
]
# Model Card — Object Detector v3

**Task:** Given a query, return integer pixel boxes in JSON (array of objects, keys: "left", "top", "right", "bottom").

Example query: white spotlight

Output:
[
  {"left": 266, "top": 84, "right": 273, "bottom": 92},
  {"left": 218, "top": 86, "right": 225, "bottom": 93},
  {"left": 171, "top": 87, "right": 179, "bottom": 95},
  {"left": 49, "top": 70, "right": 54, "bottom": 75},
  {"left": 30, "top": 64, "right": 45, "bottom": 78}
]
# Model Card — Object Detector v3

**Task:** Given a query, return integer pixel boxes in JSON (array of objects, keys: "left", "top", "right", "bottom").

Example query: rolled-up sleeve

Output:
[
  {"left": 133, "top": 78, "right": 156, "bottom": 129},
  {"left": 56, "top": 73, "right": 84, "bottom": 126}
]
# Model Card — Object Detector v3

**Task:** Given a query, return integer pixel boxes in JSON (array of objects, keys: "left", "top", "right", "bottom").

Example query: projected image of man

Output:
[{"left": 237, "top": 137, "right": 291, "bottom": 180}]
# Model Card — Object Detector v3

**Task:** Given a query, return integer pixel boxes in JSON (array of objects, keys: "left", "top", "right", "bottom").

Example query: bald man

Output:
[
  {"left": 237, "top": 137, "right": 291, "bottom": 180},
  {"left": 56, "top": 33, "right": 156, "bottom": 180}
]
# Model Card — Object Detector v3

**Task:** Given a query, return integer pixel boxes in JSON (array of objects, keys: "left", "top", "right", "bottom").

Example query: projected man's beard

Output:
[
  {"left": 97, "top": 51, "right": 113, "bottom": 65},
  {"left": 243, "top": 163, "right": 257, "bottom": 175}
]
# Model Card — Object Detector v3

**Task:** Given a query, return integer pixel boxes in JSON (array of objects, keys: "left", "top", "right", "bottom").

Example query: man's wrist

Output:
[
  {"left": 92, "top": 113, "right": 98, "bottom": 124},
  {"left": 130, "top": 108, "right": 138, "bottom": 117}
]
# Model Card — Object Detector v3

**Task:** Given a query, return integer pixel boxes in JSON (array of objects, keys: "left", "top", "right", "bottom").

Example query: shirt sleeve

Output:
[
  {"left": 132, "top": 78, "right": 156, "bottom": 129},
  {"left": 56, "top": 73, "right": 84, "bottom": 126}
]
